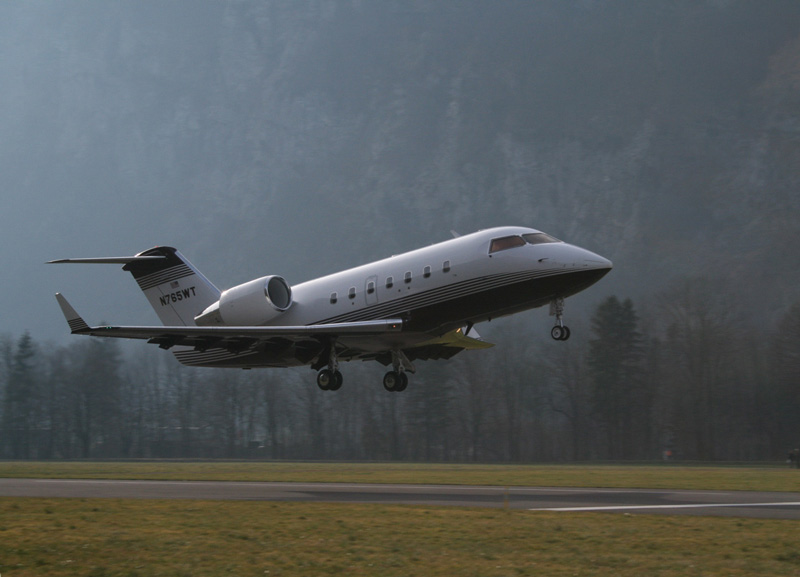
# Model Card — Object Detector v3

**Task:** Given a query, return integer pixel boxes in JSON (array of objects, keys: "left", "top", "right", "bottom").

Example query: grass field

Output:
[
  {"left": 1, "top": 460, "right": 799, "bottom": 492},
  {"left": 1, "top": 498, "right": 799, "bottom": 577},
  {"left": 1, "top": 462, "right": 799, "bottom": 576}
]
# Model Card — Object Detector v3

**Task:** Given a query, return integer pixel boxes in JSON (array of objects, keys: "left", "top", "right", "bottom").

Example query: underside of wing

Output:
[{"left": 357, "top": 326, "right": 495, "bottom": 367}]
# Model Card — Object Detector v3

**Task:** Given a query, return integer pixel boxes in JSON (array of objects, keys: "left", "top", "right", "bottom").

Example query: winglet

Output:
[{"left": 54, "top": 293, "right": 91, "bottom": 333}]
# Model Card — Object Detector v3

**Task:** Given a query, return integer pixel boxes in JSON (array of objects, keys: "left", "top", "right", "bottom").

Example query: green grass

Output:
[
  {"left": 1, "top": 463, "right": 799, "bottom": 576},
  {"left": 1, "top": 461, "right": 799, "bottom": 492},
  {"left": 1, "top": 498, "right": 799, "bottom": 577}
]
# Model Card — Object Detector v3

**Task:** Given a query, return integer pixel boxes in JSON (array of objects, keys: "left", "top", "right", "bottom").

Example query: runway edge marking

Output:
[{"left": 530, "top": 502, "right": 800, "bottom": 512}]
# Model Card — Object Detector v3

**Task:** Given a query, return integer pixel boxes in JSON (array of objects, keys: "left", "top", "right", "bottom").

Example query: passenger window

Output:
[
  {"left": 367, "top": 281, "right": 375, "bottom": 294},
  {"left": 330, "top": 292, "right": 338, "bottom": 304},
  {"left": 404, "top": 271, "right": 412, "bottom": 283},
  {"left": 443, "top": 260, "right": 451, "bottom": 273},
  {"left": 386, "top": 276, "right": 394, "bottom": 289},
  {"left": 348, "top": 287, "right": 356, "bottom": 299},
  {"left": 489, "top": 235, "right": 526, "bottom": 253},
  {"left": 423, "top": 266, "right": 431, "bottom": 278}
]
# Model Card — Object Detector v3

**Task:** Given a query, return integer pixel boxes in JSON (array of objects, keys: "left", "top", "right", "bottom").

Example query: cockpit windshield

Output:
[
  {"left": 522, "top": 232, "right": 561, "bottom": 245},
  {"left": 489, "top": 235, "right": 526, "bottom": 253},
  {"left": 489, "top": 232, "right": 562, "bottom": 254}
]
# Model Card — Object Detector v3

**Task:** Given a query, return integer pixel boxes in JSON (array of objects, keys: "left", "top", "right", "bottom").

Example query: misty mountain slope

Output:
[{"left": 1, "top": 1, "right": 800, "bottom": 339}]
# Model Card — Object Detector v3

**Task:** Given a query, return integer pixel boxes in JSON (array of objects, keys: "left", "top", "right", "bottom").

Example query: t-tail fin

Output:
[{"left": 49, "top": 247, "right": 221, "bottom": 326}]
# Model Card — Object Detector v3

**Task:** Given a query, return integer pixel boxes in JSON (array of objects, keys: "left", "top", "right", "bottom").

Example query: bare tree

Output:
[
  {"left": 772, "top": 301, "right": 800, "bottom": 456},
  {"left": 544, "top": 339, "right": 594, "bottom": 460},
  {"left": 588, "top": 297, "right": 645, "bottom": 459},
  {"left": 660, "top": 279, "right": 738, "bottom": 460}
]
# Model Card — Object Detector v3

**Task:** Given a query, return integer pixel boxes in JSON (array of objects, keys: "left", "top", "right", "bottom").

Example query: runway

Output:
[{"left": 2, "top": 478, "right": 800, "bottom": 518}]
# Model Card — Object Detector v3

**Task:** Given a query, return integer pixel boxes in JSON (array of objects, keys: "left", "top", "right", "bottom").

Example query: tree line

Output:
[{"left": 2, "top": 290, "right": 799, "bottom": 462}]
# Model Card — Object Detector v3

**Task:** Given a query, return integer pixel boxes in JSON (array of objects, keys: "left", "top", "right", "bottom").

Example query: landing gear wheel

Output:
[
  {"left": 317, "top": 369, "right": 343, "bottom": 391},
  {"left": 317, "top": 369, "right": 333, "bottom": 390},
  {"left": 330, "top": 370, "right": 343, "bottom": 391},
  {"left": 383, "top": 370, "right": 404, "bottom": 392},
  {"left": 549, "top": 297, "right": 571, "bottom": 341},
  {"left": 395, "top": 372, "right": 408, "bottom": 392}
]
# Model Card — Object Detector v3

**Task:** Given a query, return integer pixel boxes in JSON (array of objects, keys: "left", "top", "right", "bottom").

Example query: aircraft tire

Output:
[
  {"left": 317, "top": 369, "right": 333, "bottom": 391},
  {"left": 383, "top": 371, "right": 408, "bottom": 392},
  {"left": 396, "top": 372, "right": 408, "bottom": 392},
  {"left": 329, "top": 370, "right": 343, "bottom": 391},
  {"left": 383, "top": 371, "right": 400, "bottom": 392}
]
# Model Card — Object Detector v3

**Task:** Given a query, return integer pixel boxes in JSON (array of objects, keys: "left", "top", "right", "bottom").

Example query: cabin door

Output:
[{"left": 365, "top": 275, "right": 379, "bottom": 306}]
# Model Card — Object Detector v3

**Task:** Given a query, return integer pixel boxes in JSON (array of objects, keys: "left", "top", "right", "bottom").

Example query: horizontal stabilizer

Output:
[{"left": 47, "top": 256, "right": 166, "bottom": 264}]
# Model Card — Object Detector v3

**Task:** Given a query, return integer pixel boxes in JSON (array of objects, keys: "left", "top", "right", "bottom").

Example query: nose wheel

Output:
[{"left": 550, "top": 297, "right": 571, "bottom": 341}]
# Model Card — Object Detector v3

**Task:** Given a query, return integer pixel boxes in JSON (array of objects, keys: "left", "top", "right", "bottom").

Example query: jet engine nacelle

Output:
[{"left": 194, "top": 275, "right": 292, "bottom": 326}]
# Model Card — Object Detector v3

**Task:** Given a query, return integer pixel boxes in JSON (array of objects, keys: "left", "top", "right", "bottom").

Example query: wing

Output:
[
  {"left": 55, "top": 294, "right": 490, "bottom": 369},
  {"left": 55, "top": 293, "right": 402, "bottom": 351}
]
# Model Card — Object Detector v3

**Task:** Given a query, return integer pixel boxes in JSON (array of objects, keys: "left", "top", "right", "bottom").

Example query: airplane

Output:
[{"left": 50, "top": 226, "right": 612, "bottom": 392}]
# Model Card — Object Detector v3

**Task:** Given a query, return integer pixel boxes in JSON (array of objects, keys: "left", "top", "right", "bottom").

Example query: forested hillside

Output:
[
  {"left": 2, "top": 1, "right": 800, "bottom": 461},
  {"left": 3, "top": 296, "right": 799, "bottom": 462}
]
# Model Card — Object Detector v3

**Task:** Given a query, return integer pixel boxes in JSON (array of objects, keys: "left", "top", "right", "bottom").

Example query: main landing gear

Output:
[
  {"left": 382, "top": 370, "right": 408, "bottom": 392},
  {"left": 383, "top": 350, "right": 414, "bottom": 392},
  {"left": 316, "top": 340, "right": 343, "bottom": 391},
  {"left": 316, "top": 368, "right": 343, "bottom": 391},
  {"left": 550, "top": 297, "right": 571, "bottom": 341},
  {"left": 316, "top": 343, "right": 413, "bottom": 393}
]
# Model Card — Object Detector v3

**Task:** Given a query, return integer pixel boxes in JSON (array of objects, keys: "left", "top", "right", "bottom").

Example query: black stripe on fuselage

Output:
[
  {"left": 315, "top": 269, "right": 555, "bottom": 325},
  {"left": 404, "top": 267, "right": 610, "bottom": 332},
  {"left": 313, "top": 267, "right": 608, "bottom": 331}
]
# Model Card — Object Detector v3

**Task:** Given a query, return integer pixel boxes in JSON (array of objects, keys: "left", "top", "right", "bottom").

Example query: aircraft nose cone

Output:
[
  {"left": 533, "top": 243, "right": 612, "bottom": 271},
  {"left": 577, "top": 248, "right": 613, "bottom": 270},
  {"left": 587, "top": 255, "right": 613, "bottom": 270}
]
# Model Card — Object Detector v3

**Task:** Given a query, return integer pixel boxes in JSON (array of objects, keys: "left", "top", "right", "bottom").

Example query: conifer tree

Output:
[{"left": 2, "top": 332, "right": 40, "bottom": 458}]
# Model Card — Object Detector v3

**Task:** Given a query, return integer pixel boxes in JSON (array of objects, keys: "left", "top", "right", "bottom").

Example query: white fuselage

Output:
[{"left": 271, "top": 227, "right": 610, "bottom": 346}]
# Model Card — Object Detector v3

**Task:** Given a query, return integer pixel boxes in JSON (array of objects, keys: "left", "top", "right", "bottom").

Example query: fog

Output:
[
  {"left": 2, "top": 1, "right": 799, "bottom": 342},
  {"left": 3, "top": 1, "right": 800, "bottom": 463}
]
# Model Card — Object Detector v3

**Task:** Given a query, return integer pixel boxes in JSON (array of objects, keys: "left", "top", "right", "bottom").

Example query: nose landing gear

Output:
[{"left": 550, "top": 297, "right": 571, "bottom": 341}]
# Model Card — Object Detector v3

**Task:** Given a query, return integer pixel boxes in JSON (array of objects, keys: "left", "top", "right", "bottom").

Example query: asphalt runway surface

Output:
[{"left": 2, "top": 478, "right": 800, "bottom": 519}]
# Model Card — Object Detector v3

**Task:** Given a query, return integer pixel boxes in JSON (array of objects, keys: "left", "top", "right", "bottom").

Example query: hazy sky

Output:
[{"left": 2, "top": 2, "right": 799, "bottom": 345}]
